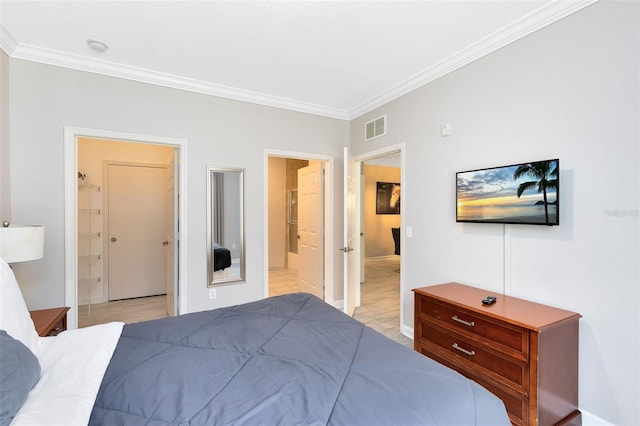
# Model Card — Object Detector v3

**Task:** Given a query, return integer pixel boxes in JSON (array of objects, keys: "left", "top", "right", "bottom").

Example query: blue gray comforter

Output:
[{"left": 90, "top": 293, "right": 509, "bottom": 425}]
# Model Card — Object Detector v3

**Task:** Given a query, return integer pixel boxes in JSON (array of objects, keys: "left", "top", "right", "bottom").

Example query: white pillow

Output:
[
  {"left": 13, "top": 322, "right": 123, "bottom": 426},
  {"left": 0, "top": 258, "right": 40, "bottom": 354}
]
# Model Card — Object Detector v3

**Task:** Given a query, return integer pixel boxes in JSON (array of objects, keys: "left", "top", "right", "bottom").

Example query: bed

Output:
[{"left": 0, "top": 259, "right": 510, "bottom": 426}]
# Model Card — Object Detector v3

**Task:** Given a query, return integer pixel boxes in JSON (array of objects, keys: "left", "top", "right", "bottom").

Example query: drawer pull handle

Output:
[
  {"left": 452, "top": 343, "right": 475, "bottom": 356},
  {"left": 452, "top": 315, "right": 475, "bottom": 327}
]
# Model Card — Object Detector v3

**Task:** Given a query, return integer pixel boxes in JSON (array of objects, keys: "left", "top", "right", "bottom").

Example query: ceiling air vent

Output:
[{"left": 365, "top": 115, "right": 386, "bottom": 141}]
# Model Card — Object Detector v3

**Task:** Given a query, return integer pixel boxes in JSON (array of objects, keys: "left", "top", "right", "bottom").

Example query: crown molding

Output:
[
  {"left": 1, "top": 1, "right": 597, "bottom": 121},
  {"left": 348, "top": 0, "right": 599, "bottom": 119},
  {"left": 0, "top": 24, "right": 350, "bottom": 120}
]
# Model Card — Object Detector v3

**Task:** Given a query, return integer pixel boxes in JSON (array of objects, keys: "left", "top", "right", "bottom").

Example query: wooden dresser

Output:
[{"left": 413, "top": 283, "right": 581, "bottom": 426}]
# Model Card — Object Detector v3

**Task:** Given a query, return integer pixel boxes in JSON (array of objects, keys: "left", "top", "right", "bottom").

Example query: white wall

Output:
[
  {"left": 8, "top": 58, "right": 349, "bottom": 314},
  {"left": 350, "top": 2, "right": 639, "bottom": 424}
]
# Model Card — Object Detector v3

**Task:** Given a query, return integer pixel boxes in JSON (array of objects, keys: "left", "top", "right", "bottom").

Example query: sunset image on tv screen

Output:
[{"left": 456, "top": 159, "right": 559, "bottom": 225}]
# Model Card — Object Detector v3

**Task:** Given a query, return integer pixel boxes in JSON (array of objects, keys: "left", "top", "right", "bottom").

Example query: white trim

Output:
[
  {"left": 580, "top": 410, "right": 616, "bottom": 426},
  {"left": 1, "top": 1, "right": 596, "bottom": 121},
  {"left": 354, "top": 143, "right": 406, "bottom": 337},
  {"left": 364, "top": 255, "right": 398, "bottom": 261},
  {"left": 401, "top": 324, "right": 414, "bottom": 341},
  {"left": 354, "top": 144, "right": 403, "bottom": 163},
  {"left": 263, "top": 150, "right": 335, "bottom": 305},
  {"left": 2, "top": 36, "right": 349, "bottom": 120},
  {"left": 63, "top": 127, "right": 188, "bottom": 329}
]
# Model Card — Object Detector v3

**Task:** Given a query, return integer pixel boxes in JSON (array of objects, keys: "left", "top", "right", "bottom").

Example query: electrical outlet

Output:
[
  {"left": 209, "top": 288, "right": 217, "bottom": 299},
  {"left": 441, "top": 122, "right": 451, "bottom": 136}
]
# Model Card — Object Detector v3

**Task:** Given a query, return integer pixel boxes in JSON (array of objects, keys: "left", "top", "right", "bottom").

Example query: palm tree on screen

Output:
[{"left": 514, "top": 160, "right": 558, "bottom": 225}]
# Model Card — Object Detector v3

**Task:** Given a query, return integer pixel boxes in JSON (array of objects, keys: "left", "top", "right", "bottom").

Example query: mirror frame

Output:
[{"left": 206, "top": 165, "right": 245, "bottom": 286}]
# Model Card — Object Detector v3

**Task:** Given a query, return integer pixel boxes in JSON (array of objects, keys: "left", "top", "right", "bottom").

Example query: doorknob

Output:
[
  {"left": 111, "top": 237, "right": 117, "bottom": 242},
  {"left": 162, "top": 240, "right": 169, "bottom": 246}
]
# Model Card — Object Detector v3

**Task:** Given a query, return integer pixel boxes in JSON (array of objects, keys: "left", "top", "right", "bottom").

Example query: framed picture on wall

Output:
[{"left": 376, "top": 182, "right": 400, "bottom": 214}]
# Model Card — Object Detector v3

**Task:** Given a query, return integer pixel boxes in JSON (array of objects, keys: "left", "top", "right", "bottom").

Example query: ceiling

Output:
[{"left": 0, "top": 1, "right": 595, "bottom": 120}]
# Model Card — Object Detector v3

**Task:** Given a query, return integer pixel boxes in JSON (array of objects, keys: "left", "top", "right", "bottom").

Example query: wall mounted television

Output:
[{"left": 456, "top": 159, "right": 559, "bottom": 226}]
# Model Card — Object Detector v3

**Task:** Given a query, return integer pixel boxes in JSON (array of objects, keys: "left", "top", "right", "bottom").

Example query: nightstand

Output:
[{"left": 29, "top": 307, "right": 70, "bottom": 337}]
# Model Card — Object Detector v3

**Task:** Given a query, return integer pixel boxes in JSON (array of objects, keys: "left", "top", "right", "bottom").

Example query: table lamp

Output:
[{"left": 0, "top": 221, "right": 45, "bottom": 263}]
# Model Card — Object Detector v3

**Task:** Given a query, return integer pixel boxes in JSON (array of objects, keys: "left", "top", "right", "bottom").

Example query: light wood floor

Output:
[
  {"left": 353, "top": 257, "right": 413, "bottom": 348},
  {"left": 79, "top": 258, "right": 412, "bottom": 349},
  {"left": 78, "top": 295, "right": 168, "bottom": 328}
]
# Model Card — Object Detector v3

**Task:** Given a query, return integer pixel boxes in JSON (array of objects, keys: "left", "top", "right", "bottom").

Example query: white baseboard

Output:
[
  {"left": 580, "top": 410, "right": 615, "bottom": 426},
  {"left": 78, "top": 295, "right": 106, "bottom": 306},
  {"left": 364, "top": 255, "right": 398, "bottom": 261},
  {"left": 401, "top": 324, "right": 414, "bottom": 340}
]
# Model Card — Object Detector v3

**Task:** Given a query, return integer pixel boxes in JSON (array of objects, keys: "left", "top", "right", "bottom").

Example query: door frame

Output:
[
  {"left": 263, "top": 150, "right": 335, "bottom": 305},
  {"left": 353, "top": 143, "right": 408, "bottom": 337},
  {"left": 64, "top": 127, "right": 188, "bottom": 329}
]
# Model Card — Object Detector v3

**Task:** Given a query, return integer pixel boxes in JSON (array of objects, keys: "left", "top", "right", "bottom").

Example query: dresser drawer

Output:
[
  {"left": 419, "top": 321, "right": 528, "bottom": 393},
  {"left": 419, "top": 298, "right": 528, "bottom": 357}
]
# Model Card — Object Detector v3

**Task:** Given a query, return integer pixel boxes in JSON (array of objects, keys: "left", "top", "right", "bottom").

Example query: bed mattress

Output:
[{"left": 90, "top": 293, "right": 509, "bottom": 425}]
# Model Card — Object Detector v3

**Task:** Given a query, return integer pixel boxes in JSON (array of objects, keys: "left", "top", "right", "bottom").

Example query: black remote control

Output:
[{"left": 482, "top": 296, "right": 497, "bottom": 305}]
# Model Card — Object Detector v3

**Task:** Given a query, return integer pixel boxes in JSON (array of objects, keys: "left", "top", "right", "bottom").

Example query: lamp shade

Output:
[{"left": 0, "top": 225, "right": 45, "bottom": 263}]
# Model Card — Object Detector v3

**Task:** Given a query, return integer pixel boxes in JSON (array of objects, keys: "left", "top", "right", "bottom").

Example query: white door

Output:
[
  {"left": 360, "top": 175, "right": 366, "bottom": 284},
  {"left": 165, "top": 154, "right": 178, "bottom": 316},
  {"left": 343, "top": 147, "right": 360, "bottom": 316},
  {"left": 297, "top": 162, "right": 324, "bottom": 298},
  {"left": 108, "top": 164, "right": 167, "bottom": 301}
]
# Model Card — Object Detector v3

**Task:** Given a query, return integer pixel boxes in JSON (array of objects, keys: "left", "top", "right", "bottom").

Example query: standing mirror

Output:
[{"left": 207, "top": 166, "right": 245, "bottom": 285}]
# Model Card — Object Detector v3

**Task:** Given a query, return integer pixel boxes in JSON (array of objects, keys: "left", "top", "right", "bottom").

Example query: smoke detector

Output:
[{"left": 87, "top": 39, "right": 108, "bottom": 52}]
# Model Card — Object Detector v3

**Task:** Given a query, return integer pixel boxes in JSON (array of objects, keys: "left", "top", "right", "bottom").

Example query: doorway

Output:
[
  {"left": 64, "top": 128, "right": 187, "bottom": 330},
  {"left": 350, "top": 144, "right": 406, "bottom": 339},
  {"left": 77, "top": 140, "right": 175, "bottom": 327},
  {"left": 265, "top": 151, "right": 334, "bottom": 302}
]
